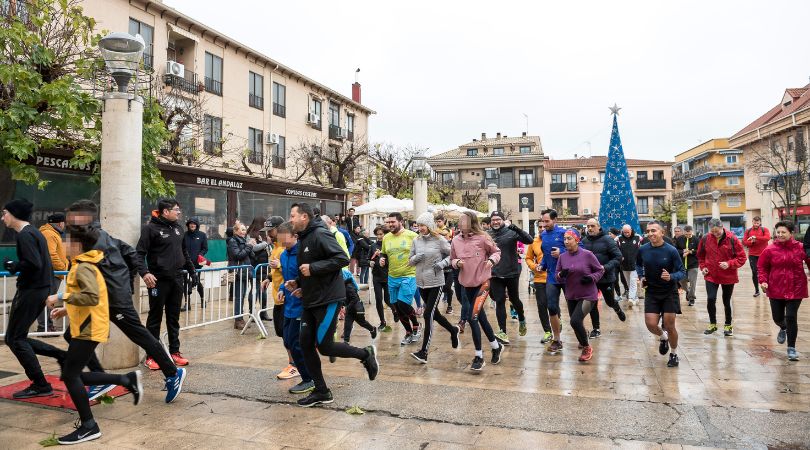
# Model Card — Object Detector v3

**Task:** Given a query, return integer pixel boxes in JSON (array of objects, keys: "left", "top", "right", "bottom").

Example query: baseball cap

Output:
[{"left": 260, "top": 216, "right": 285, "bottom": 231}]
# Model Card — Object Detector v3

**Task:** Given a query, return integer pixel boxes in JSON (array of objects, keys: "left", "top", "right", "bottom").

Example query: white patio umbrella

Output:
[{"left": 354, "top": 195, "right": 411, "bottom": 215}]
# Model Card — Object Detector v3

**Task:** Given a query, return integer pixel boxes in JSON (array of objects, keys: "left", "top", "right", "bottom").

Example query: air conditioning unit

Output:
[
  {"left": 628, "top": 172, "right": 635, "bottom": 179},
  {"left": 579, "top": 176, "right": 587, "bottom": 182},
  {"left": 266, "top": 133, "right": 279, "bottom": 145},
  {"left": 166, "top": 61, "right": 185, "bottom": 77},
  {"left": 592, "top": 177, "right": 598, "bottom": 183},
  {"left": 583, "top": 208, "right": 591, "bottom": 215},
  {"left": 790, "top": 193, "right": 798, "bottom": 201},
  {"left": 307, "top": 113, "right": 318, "bottom": 124}
]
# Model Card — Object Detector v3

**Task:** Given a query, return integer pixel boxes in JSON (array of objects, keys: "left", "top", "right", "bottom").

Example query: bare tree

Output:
[
  {"left": 459, "top": 185, "right": 485, "bottom": 212},
  {"left": 155, "top": 81, "right": 209, "bottom": 165},
  {"left": 288, "top": 135, "right": 369, "bottom": 189},
  {"left": 372, "top": 143, "right": 425, "bottom": 198},
  {"left": 746, "top": 133, "right": 810, "bottom": 224}
]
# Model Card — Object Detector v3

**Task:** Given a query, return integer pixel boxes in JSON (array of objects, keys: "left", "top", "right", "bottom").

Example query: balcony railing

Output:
[
  {"left": 204, "top": 77, "right": 222, "bottom": 96},
  {"left": 203, "top": 140, "right": 222, "bottom": 155},
  {"left": 329, "top": 124, "right": 343, "bottom": 140},
  {"left": 249, "top": 94, "right": 264, "bottom": 110},
  {"left": 672, "top": 184, "right": 745, "bottom": 200},
  {"left": 672, "top": 163, "right": 743, "bottom": 181},
  {"left": 273, "top": 102, "right": 286, "bottom": 117},
  {"left": 163, "top": 69, "right": 200, "bottom": 95},
  {"left": 550, "top": 182, "right": 578, "bottom": 193},
  {"left": 248, "top": 150, "right": 263, "bottom": 165},
  {"left": 636, "top": 179, "right": 667, "bottom": 190},
  {"left": 272, "top": 155, "right": 286, "bottom": 169}
]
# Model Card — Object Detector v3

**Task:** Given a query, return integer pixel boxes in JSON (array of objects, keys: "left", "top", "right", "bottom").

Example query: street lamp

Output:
[
  {"left": 521, "top": 196, "right": 530, "bottom": 235},
  {"left": 411, "top": 155, "right": 428, "bottom": 179},
  {"left": 411, "top": 154, "right": 429, "bottom": 219},
  {"left": 487, "top": 183, "right": 498, "bottom": 214},
  {"left": 98, "top": 32, "right": 145, "bottom": 93},
  {"left": 710, "top": 189, "right": 721, "bottom": 220}
]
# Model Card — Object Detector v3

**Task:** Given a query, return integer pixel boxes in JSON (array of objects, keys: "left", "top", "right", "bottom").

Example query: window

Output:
[
  {"left": 493, "top": 147, "right": 504, "bottom": 155},
  {"left": 128, "top": 19, "right": 154, "bottom": 68},
  {"left": 727, "top": 176, "right": 740, "bottom": 186},
  {"left": 552, "top": 198, "right": 563, "bottom": 211},
  {"left": 347, "top": 115, "right": 355, "bottom": 141},
  {"left": 440, "top": 172, "right": 455, "bottom": 185},
  {"left": 567, "top": 198, "right": 578, "bottom": 216},
  {"left": 248, "top": 72, "right": 263, "bottom": 109},
  {"left": 203, "top": 115, "right": 222, "bottom": 154},
  {"left": 273, "top": 82, "right": 286, "bottom": 117},
  {"left": 519, "top": 170, "right": 535, "bottom": 187},
  {"left": 520, "top": 146, "right": 531, "bottom": 154},
  {"left": 310, "top": 99, "right": 322, "bottom": 129},
  {"left": 566, "top": 173, "right": 577, "bottom": 191},
  {"left": 248, "top": 128, "right": 263, "bottom": 164},
  {"left": 652, "top": 196, "right": 665, "bottom": 211},
  {"left": 726, "top": 155, "right": 738, "bottom": 164},
  {"left": 500, "top": 168, "right": 513, "bottom": 188},
  {"left": 637, "top": 171, "right": 648, "bottom": 181},
  {"left": 599, "top": 171, "right": 606, "bottom": 183},
  {"left": 519, "top": 193, "right": 534, "bottom": 212},
  {"left": 467, "top": 148, "right": 478, "bottom": 156},
  {"left": 726, "top": 196, "right": 741, "bottom": 208},
  {"left": 328, "top": 102, "right": 340, "bottom": 126},
  {"left": 551, "top": 173, "right": 562, "bottom": 184},
  {"left": 485, "top": 168, "right": 499, "bottom": 180},
  {"left": 652, "top": 170, "right": 664, "bottom": 180},
  {"left": 637, "top": 197, "right": 649, "bottom": 214},
  {"left": 273, "top": 135, "right": 286, "bottom": 169},
  {"left": 204, "top": 52, "right": 223, "bottom": 96}
]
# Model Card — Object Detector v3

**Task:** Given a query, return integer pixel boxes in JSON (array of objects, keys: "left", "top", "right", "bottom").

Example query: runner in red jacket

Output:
[
  {"left": 696, "top": 218, "right": 747, "bottom": 336},
  {"left": 742, "top": 216, "right": 771, "bottom": 298}
]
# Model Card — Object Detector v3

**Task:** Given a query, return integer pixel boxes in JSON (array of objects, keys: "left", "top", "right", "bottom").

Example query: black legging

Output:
[
  {"left": 770, "top": 299, "right": 802, "bottom": 347},
  {"left": 418, "top": 287, "right": 455, "bottom": 353},
  {"left": 748, "top": 256, "right": 760, "bottom": 293},
  {"left": 464, "top": 286, "right": 497, "bottom": 351},
  {"left": 343, "top": 282, "right": 375, "bottom": 342},
  {"left": 490, "top": 277, "right": 525, "bottom": 333},
  {"left": 394, "top": 301, "right": 419, "bottom": 333},
  {"left": 442, "top": 271, "right": 454, "bottom": 307},
  {"left": 705, "top": 281, "right": 734, "bottom": 325},
  {"left": 372, "top": 276, "right": 391, "bottom": 326},
  {"left": 62, "top": 339, "right": 131, "bottom": 427},
  {"left": 567, "top": 299, "right": 595, "bottom": 347},
  {"left": 533, "top": 282, "right": 551, "bottom": 333},
  {"left": 589, "top": 283, "right": 622, "bottom": 330}
]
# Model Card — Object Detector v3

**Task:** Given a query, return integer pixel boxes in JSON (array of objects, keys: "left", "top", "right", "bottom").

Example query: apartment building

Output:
[
  {"left": 427, "top": 132, "right": 546, "bottom": 233},
  {"left": 672, "top": 139, "right": 745, "bottom": 234},
  {"left": 544, "top": 156, "right": 672, "bottom": 227},
  {"left": 730, "top": 83, "right": 810, "bottom": 233}
]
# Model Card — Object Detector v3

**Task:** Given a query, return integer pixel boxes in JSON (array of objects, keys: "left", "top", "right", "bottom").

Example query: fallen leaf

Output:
[
  {"left": 39, "top": 434, "right": 58, "bottom": 447},
  {"left": 345, "top": 406, "right": 365, "bottom": 415}
]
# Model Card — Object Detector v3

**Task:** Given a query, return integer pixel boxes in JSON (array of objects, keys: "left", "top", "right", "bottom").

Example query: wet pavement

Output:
[{"left": 1, "top": 265, "right": 808, "bottom": 449}]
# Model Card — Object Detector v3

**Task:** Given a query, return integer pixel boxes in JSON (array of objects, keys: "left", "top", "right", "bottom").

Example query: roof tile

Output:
[
  {"left": 731, "top": 83, "right": 810, "bottom": 140},
  {"left": 544, "top": 156, "right": 671, "bottom": 170}
]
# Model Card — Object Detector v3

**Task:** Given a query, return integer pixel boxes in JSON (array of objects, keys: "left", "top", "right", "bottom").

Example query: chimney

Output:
[
  {"left": 496, "top": 132, "right": 501, "bottom": 139},
  {"left": 351, "top": 68, "right": 361, "bottom": 103},
  {"left": 522, "top": 131, "right": 527, "bottom": 137},
  {"left": 481, "top": 133, "right": 486, "bottom": 140}
]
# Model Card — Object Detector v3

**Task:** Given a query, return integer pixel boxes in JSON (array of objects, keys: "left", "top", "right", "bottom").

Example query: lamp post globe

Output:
[{"left": 98, "top": 32, "right": 145, "bottom": 92}]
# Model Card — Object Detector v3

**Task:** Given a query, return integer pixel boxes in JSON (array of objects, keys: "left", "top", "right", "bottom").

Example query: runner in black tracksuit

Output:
[{"left": 582, "top": 220, "right": 627, "bottom": 338}]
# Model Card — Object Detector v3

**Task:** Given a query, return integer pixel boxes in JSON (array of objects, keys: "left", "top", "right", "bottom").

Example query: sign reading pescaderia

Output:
[
  {"left": 285, "top": 188, "right": 318, "bottom": 198},
  {"left": 196, "top": 176, "right": 244, "bottom": 189},
  {"left": 34, "top": 155, "right": 96, "bottom": 172}
]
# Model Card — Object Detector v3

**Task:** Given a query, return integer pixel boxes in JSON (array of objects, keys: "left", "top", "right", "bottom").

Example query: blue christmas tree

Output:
[{"left": 599, "top": 104, "right": 641, "bottom": 233}]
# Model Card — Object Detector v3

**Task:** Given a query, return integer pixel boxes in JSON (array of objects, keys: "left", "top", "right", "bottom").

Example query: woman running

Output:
[
  {"left": 757, "top": 220, "right": 809, "bottom": 361},
  {"left": 554, "top": 229, "right": 604, "bottom": 362},
  {"left": 408, "top": 213, "right": 460, "bottom": 364},
  {"left": 369, "top": 226, "right": 393, "bottom": 332},
  {"left": 450, "top": 211, "right": 503, "bottom": 371}
]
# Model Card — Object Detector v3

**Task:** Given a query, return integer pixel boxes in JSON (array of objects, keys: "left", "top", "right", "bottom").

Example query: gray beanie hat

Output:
[{"left": 415, "top": 212, "right": 436, "bottom": 232}]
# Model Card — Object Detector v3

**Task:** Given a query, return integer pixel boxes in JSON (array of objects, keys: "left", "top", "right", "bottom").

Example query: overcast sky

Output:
[{"left": 166, "top": 0, "right": 810, "bottom": 161}]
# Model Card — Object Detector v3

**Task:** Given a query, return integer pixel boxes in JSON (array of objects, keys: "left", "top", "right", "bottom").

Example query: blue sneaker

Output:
[
  {"left": 165, "top": 367, "right": 187, "bottom": 403},
  {"left": 87, "top": 384, "right": 115, "bottom": 401}
]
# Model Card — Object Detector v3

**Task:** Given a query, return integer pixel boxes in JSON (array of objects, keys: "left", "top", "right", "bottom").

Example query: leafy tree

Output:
[{"left": 653, "top": 200, "right": 687, "bottom": 227}]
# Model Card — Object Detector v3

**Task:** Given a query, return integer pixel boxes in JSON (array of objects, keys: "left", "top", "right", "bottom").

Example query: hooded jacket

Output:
[
  {"left": 279, "top": 243, "right": 302, "bottom": 318},
  {"left": 617, "top": 231, "right": 642, "bottom": 272},
  {"left": 540, "top": 225, "right": 567, "bottom": 285},
  {"left": 136, "top": 212, "right": 195, "bottom": 278},
  {"left": 450, "top": 232, "right": 501, "bottom": 288},
  {"left": 62, "top": 250, "right": 109, "bottom": 342},
  {"left": 581, "top": 230, "right": 622, "bottom": 285},
  {"left": 184, "top": 219, "right": 208, "bottom": 266},
  {"left": 757, "top": 238, "right": 810, "bottom": 300},
  {"left": 524, "top": 237, "right": 548, "bottom": 283},
  {"left": 488, "top": 224, "right": 533, "bottom": 278},
  {"left": 408, "top": 233, "right": 451, "bottom": 288},
  {"left": 696, "top": 229, "right": 747, "bottom": 285},
  {"left": 296, "top": 217, "right": 350, "bottom": 308},
  {"left": 93, "top": 227, "right": 141, "bottom": 308},
  {"left": 39, "top": 223, "right": 68, "bottom": 276},
  {"left": 269, "top": 239, "right": 285, "bottom": 303},
  {"left": 227, "top": 234, "right": 253, "bottom": 267}
]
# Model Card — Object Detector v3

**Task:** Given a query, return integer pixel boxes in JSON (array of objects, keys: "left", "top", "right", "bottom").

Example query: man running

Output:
[
  {"left": 285, "top": 203, "right": 378, "bottom": 407},
  {"left": 582, "top": 218, "right": 626, "bottom": 338},
  {"left": 742, "top": 216, "right": 770, "bottom": 298},
  {"left": 618, "top": 224, "right": 642, "bottom": 307},
  {"left": 636, "top": 221, "right": 686, "bottom": 368},
  {"left": 697, "top": 218, "right": 746, "bottom": 336},
  {"left": 539, "top": 209, "right": 568, "bottom": 354},
  {"left": 381, "top": 212, "right": 421, "bottom": 344},
  {"left": 674, "top": 225, "right": 699, "bottom": 306},
  {"left": 487, "top": 211, "right": 533, "bottom": 344}
]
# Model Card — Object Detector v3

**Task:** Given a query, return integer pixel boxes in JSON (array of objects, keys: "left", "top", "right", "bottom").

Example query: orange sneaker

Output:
[
  {"left": 276, "top": 364, "right": 300, "bottom": 380},
  {"left": 143, "top": 357, "right": 160, "bottom": 370},
  {"left": 171, "top": 353, "right": 189, "bottom": 366},
  {"left": 578, "top": 345, "right": 593, "bottom": 362}
]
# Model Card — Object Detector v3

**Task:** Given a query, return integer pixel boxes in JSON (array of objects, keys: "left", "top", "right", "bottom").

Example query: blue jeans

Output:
[
  {"left": 359, "top": 266, "right": 369, "bottom": 284},
  {"left": 233, "top": 268, "right": 253, "bottom": 317}
]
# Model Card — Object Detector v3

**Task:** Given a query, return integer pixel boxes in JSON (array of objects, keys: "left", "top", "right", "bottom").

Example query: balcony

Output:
[
  {"left": 673, "top": 163, "right": 743, "bottom": 181},
  {"left": 273, "top": 102, "right": 286, "bottom": 118},
  {"left": 249, "top": 94, "right": 264, "bottom": 110},
  {"left": 272, "top": 155, "right": 286, "bottom": 169},
  {"left": 347, "top": 130, "right": 354, "bottom": 142},
  {"left": 636, "top": 179, "right": 667, "bottom": 190},
  {"left": 203, "top": 140, "right": 222, "bottom": 155},
  {"left": 248, "top": 150, "right": 263, "bottom": 165},
  {"left": 550, "top": 182, "right": 578, "bottom": 193},
  {"left": 204, "top": 77, "right": 222, "bottom": 96},
  {"left": 329, "top": 124, "right": 343, "bottom": 140},
  {"left": 163, "top": 69, "right": 201, "bottom": 95},
  {"left": 672, "top": 184, "right": 745, "bottom": 201}
]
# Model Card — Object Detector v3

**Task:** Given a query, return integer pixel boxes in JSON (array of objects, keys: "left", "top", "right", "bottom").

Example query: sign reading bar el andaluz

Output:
[{"left": 196, "top": 176, "right": 244, "bottom": 189}]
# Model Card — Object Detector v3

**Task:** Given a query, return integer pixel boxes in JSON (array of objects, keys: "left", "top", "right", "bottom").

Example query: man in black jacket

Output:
[
  {"left": 488, "top": 211, "right": 534, "bottom": 344},
  {"left": 582, "top": 219, "right": 627, "bottom": 338},
  {"left": 284, "top": 202, "right": 378, "bottom": 407},
  {"left": 183, "top": 218, "right": 208, "bottom": 308},
  {"left": 618, "top": 224, "right": 642, "bottom": 306},
  {"left": 137, "top": 198, "right": 196, "bottom": 368},
  {"left": 675, "top": 225, "right": 699, "bottom": 306}
]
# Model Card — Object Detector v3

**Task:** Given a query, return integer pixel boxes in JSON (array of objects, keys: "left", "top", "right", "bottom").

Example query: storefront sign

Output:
[
  {"left": 196, "top": 176, "right": 244, "bottom": 189},
  {"left": 34, "top": 155, "right": 95, "bottom": 172},
  {"left": 285, "top": 188, "right": 318, "bottom": 198},
  {"left": 779, "top": 205, "right": 810, "bottom": 216}
]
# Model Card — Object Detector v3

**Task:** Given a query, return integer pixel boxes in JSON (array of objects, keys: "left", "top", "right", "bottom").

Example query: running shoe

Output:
[
  {"left": 659, "top": 337, "right": 670, "bottom": 356},
  {"left": 450, "top": 325, "right": 460, "bottom": 349},
  {"left": 495, "top": 331, "right": 510, "bottom": 345},
  {"left": 400, "top": 333, "right": 414, "bottom": 345},
  {"left": 615, "top": 307, "right": 626, "bottom": 322},
  {"left": 277, "top": 365, "right": 300, "bottom": 380},
  {"left": 410, "top": 350, "right": 428, "bottom": 364},
  {"left": 126, "top": 370, "right": 144, "bottom": 406},
  {"left": 446, "top": 305, "right": 454, "bottom": 315},
  {"left": 491, "top": 342, "right": 504, "bottom": 365},
  {"left": 510, "top": 307, "right": 518, "bottom": 321},
  {"left": 165, "top": 367, "right": 186, "bottom": 404},
  {"left": 363, "top": 345, "right": 379, "bottom": 380},
  {"left": 329, "top": 355, "right": 337, "bottom": 363},
  {"left": 589, "top": 329, "right": 601, "bottom": 339},
  {"left": 171, "top": 352, "right": 189, "bottom": 366},
  {"left": 787, "top": 347, "right": 799, "bottom": 361},
  {"left": 753, "top": 292, "right": 760, "bottom": 297},
  {"left": 298, "top": 389, "right": 334, "bottom": 407},
  {"left": 143, "top": 356, "right": 160, "bottom": 371},
  {"left": 289, "top": 380, "right": 315, "bottom": 394},
  {"left": 540, "top": 331, "right": 553, "bottom": 344},
  {"left": 703, "top": 324, "right": 718, "bottom": 335},
  {"left": 416, "top": 306, "right": 425, "bottom": 317},
  {"left": 546, "top": 340, "right": 563, "bottom": 354},
  {"left": 688, "top": 300, "right": 695, "bottom": 307},
  {"left": 470, "top": 356, "right": 485, "bottom": 371},
  {"left": 667, "top": 353, "right": 679, "bottom": 367},
  {"left": 380, "top": 324, "right": 393, "bottom": 333},
  {"left": 57, "top": 421, "right": 101, "bottom": 445},
  {"left": 777, "top": 328, "right": 787, "bottom": 345},
  {"left": 457, "top": 320, "right": 466, "bottom": 334},
  {"left": 12, "top": 383, "right": 53, "bottom": 399},
  {"left": 412, "top": 326, "right": 421, "bottom": 339},
  {"left": 519, "top": 321, "right": 527, "bottom": 337},
  {"left": 370, "top": 327, "right": 378, "bottom": 340},
  {"left": 578, "top": 345, "right": 593, "bottom": 362},
  {"left": 87, "top": 384, "right": 116, "bottom": 402},
  {"left": 723, "top": 325, "right": 733, "bottom": 337}
]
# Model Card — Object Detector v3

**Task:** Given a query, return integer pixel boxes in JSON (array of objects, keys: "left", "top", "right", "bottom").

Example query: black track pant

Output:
[
  {"left": 62, "top": 339, "right": 130, "bottom": 427},
  {"left": 300, "top": 302, "right": 370, "bottom": 394},
  {"left": 533, "top": 282, "right": 551, "bottom": 333},
  {"left": 418, "top": 287, "right": 455, "bottom": 353},
  {"left": 589, "top": 283, "right": 622, "bottom": 330},
  {"left": 568, "top": 299, "right": 595, "bottom": 347},
  {"left": 748, "top": 256, "right": 760, "bottom": 294},
  {"left": 372, "top": 276, "right": 390, "bottom": 326},
  {"left": 464, "top": 286, "right": 497, "bottom": 351},
  {"left": 490, "top": 276, "right": 525, "bottom": 333},
  {"left": 343, "top": 282, "right": 375, "bottom": 342},
  {"left": 770, "top": 299, "right": 802, "bottom": 347},
  {"left": 146, "top": 276, "right": 183, "bottom": 354},
  {"left": 37, "top": 276, "right": 61, "bottom": 331},
  {"left": 4, "top": 287, "right": 65, "bottom": 387},
  {"left": 442, "top": 271, "right": 454, "bottom": 307},
  {"left": 394, "top": 301, "right": 419, "bottom": 333},
  {"left": 705, "top": 281, "right": 734, "bottom": 325}
]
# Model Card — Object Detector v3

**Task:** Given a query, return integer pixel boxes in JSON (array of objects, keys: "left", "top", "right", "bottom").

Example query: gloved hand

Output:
[
  {"left": 580, "top": 275, "right": 592, "bottom": 285},
  {"left": 3, "top": 259, "right": 18, "bottom": 274},
  {"left": 507, "top": 224, "right": 520, "bottom": 232},
  {"left": 432, "top": 261, "right": 444, "bottom": 272},
  {"left": 190, "top": 272, "right": 200, "bottom": 288},
  {"left": 411, "top": 253, "right": 425, "bottom": 264},
  {"left": 559, "top": 268, "right": 569, "bottom": 278}
]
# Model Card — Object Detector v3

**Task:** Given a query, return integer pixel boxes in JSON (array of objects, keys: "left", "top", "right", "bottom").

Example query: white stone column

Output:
[
  {"left": 686, "top": 200, "right": 694, "bottom": 227},
  {"left": 522, "top": 207, "right": 530, "bottom": 234},
  {"left": 671, "top": 210, "right": 678, "bottom": 235},
  {"left": 413, "top": 177, "right": 428, "bottom": 219},
  {"left": 712, "top": 199, "right": 721, "bottom": 220},
  {"left": 97, "top": 94, "right": 142, "bottom": 369}
]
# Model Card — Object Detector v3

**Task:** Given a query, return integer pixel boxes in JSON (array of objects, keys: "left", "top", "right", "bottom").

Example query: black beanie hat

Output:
[
  {"left": 48, "top": 213, "right": 66, "bottom": 223},
  {"left": 4, "top": 199, "right": 34, "bottom": 221}
]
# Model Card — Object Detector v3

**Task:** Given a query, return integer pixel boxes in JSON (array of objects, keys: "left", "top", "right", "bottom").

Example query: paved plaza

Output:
[{"left": 1, "top": 265, "right": 809, "bottom": 449}]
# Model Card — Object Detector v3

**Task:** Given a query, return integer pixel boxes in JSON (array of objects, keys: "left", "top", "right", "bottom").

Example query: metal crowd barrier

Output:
[
  {"left": 243, "top": 263, "right": 271, "bottom": 336},
  {"left": 1, "top": 270, "right": 69, "bottom": 339}
]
